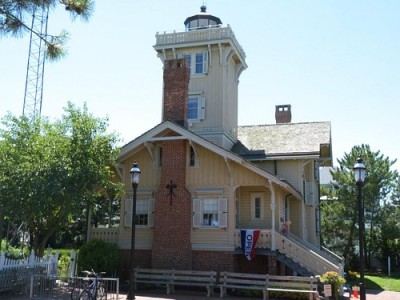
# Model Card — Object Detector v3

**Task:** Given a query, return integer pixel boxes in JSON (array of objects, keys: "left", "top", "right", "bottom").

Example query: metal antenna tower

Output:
[{"left": 22, "top": 4, "right": 49, "bottom": 120}]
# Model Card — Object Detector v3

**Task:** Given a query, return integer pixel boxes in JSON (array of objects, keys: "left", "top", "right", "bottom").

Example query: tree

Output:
[
  {"left": 321, "top": 144, "right": 398, "bottom": 270},
  {"left": 0, "top": 0, "right": 94, "bottom": 60},
  {"left": 0, "top": 103, "right": 123, "bottom": 256}
]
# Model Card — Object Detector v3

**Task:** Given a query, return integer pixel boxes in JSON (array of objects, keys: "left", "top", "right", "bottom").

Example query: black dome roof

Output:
[{"left": 184, "top": 6, "right": 222, "bottom": 30}]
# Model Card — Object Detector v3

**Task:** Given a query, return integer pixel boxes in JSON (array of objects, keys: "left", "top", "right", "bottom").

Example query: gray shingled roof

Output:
[{"left": 237, "top": 122, "right": 331, "bottom": 157}]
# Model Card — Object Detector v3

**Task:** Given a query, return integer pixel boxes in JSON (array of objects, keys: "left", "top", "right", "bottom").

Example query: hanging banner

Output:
[{"left": 241, "top": 229, "right": 260, "bottom": 261}]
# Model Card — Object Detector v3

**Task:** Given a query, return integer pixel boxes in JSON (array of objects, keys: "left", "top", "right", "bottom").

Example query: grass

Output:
[{"left": 347, "top": 274, "right": 400, "bottom": 292}]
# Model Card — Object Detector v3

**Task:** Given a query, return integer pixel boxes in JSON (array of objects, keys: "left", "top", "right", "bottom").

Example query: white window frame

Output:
[
  {"left": 188, "top": 94, "right": 205, "bottom": 123},
  {"left": 251, "top": 193, "right": 264, "bottom": 221},
  {"left": 192, "top": 197, "right": 227, "bottom": 228},
  {"left": 178, "top": 52, "right": 208, "bottom": 76},
  {"left": 124, "top": 198, "right": 155, "bottom": 228}
]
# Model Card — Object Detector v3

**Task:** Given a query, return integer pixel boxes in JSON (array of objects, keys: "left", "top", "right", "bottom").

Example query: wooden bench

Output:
[
  {"left": 134, "top": 268, "right": 217, "bottom": 297},
  {"left": 219, "top": 271, "right": 319, "bottom": 300}
]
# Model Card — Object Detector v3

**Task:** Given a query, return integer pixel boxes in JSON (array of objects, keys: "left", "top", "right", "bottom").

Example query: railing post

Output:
[
  {"left": 0, "top": 252, "right": 5, "bottom": 270},
  {"left": 28, "top": 251, "right": 35, "bottom": 267}
]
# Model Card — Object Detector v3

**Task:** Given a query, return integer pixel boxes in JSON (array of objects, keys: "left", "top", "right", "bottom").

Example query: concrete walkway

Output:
[
  {"left": 123, "top": 289, "right": 400, "bottom": 300},
  {"left": 2, "top": 288, "right": 399, "bottom": 299}
]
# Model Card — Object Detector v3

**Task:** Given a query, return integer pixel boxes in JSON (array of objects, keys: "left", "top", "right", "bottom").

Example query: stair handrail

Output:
[
  {"left": 288, "top": 233, "right": 344, "bottom": 265},
  {"left": 275, "top": 231, "right": 342, "bottom": 276}
]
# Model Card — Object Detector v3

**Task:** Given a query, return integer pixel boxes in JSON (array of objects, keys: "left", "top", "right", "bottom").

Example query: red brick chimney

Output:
[
  {"left": 162, "top": 59, "right": 190, "bottom": 127},
  {"left": 152, "top": 58, "right": 192, "bottom": 270},
  {"left": 275, "top": 104, "right": 292, "bottom": 124}
]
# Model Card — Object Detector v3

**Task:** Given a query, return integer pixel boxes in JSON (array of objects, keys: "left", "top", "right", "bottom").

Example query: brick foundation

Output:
[{"left": 119, "top": 249, "right": 152, "bottom": 280}]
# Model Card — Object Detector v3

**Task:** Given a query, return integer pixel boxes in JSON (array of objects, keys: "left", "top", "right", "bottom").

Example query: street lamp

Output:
[
  {"left": 127, "top": 161, "right": 140, "bottom": 300},
  {"left": 353, "top": 157, "right": 366, "bottom": 300}
]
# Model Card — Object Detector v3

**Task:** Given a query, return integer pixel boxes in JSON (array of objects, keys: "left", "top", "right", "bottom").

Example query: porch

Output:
[{"left": 90, "top": 227, "right": 342, "bottom": 277}]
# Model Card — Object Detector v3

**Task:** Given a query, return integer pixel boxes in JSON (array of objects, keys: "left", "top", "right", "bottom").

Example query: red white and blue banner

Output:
[{"left": 241, "top": 229, "right": 260, "bottom": 261}]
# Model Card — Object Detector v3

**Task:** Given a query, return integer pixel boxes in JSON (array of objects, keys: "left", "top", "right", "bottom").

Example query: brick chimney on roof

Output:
[
  {"left": 162, "top": 58, "right": 190, "bottom": 128},
  {"left": 275, "top": 104, "right": 292, "bottom": 124}
]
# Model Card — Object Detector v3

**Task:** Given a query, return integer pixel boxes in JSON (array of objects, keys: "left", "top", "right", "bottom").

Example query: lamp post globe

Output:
[
  {"left": 127, "top": 161, "right": 140, "bottom": 300},
  {"left": 353, "top": 157, "right": 366, "bottom": 300}
]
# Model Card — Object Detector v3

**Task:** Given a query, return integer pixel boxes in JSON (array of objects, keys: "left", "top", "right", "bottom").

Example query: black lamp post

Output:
[
  {"left": 353, "top": 157, "right": 366, "bottom": 300},
  {"left": 127, "top": 161, "right": 140, "bottom": 300}
]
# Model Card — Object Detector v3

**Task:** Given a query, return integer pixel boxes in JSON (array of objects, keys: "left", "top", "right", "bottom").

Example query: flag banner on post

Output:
[{"left": 241, "top": 229, "right": 260, "bottom": 261}]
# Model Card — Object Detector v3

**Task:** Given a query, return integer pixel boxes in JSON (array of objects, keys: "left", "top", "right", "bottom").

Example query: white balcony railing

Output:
[{"left": 155, "top": 25, "right": 246, "bottom": 60}]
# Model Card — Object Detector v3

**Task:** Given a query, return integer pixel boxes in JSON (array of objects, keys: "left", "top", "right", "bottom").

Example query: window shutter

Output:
[
  {"left": 198, "top": 97, "right": 206, "bottom": 120},
  {"left": 218, "top": 197, "right": 228, "bottom": 228},
  {"left": 148, "top": 198, "right": 155, "bottom": 227},
  {"left": 203, "top": 51, "right": 209, "bottom": 73},
  {"left": 192, "top": 198, "right": 202, "bottom": 228},
  {"left": 124, "top": 198, "right": 133, "bottom": 227}
]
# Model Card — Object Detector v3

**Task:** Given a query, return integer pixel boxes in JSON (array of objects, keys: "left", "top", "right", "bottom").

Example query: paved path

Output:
[{"left": 2, "top": 288, "right": 399, "bottom": 299}]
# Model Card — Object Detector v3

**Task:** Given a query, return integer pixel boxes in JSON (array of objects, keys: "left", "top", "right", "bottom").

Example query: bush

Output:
[
  {"left": 78, "top": 239, "right": 119, "bottom": 276},
  {"left": 57, "top": 249, "right": 74, "bottom": 277},
  {"left": 320, "top": 271, "right": 346, "bottom": 300}
]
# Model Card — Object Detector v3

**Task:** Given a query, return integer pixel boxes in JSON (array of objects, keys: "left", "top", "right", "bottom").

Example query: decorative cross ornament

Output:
[{"left": 166, "top": 180, "right": 177, "bottom": 205}]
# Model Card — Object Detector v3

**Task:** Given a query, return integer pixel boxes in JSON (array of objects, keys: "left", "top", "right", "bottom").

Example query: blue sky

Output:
[{"left": 1, "top": 1, "right": 399, "bottom": 170}]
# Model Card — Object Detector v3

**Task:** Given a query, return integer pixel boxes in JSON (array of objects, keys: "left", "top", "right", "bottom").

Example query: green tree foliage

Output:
[
  {"left": 321, "top": 144, "right": 399, "bottom": 270},
  {"left": 78, "top": 239, "right": 119, "bottom": 276},
  {"left": 0, "top": 0, "right": 94, "bottom": 60},
  {"left": 0, "top": 103, "right": 123, "bottom": 256}
]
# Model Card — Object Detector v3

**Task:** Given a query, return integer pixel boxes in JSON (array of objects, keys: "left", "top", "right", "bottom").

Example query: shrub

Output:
[
  {"left": 347, "top": 270, "right": 358, "bottom": 280},
  {"left": 57, "top": 249, "right": 74, "bottom": 277},
  {"left": 78, "top": 239, "right": 119, "bottom": 276},
  {"left": 320, "top": 271, "right": 346, "bottom": 300}
]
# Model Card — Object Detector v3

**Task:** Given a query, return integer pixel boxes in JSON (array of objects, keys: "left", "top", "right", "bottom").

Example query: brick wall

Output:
[
  {"left": 119, "top": 249, "right": 151, "bottom": 280},
  {"left": 192, "top": 251, "right": 236, "bottom": 272},
  {"left": 162, "top": 59, "right": 190, "bottom": 127}
]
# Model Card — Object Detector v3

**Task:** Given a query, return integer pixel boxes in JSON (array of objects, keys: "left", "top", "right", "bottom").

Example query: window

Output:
[
  {"left": 124, "top": 198, "right": 155, "bottom": 227},
  {"left": 180, "top": 52, "right": 208, "bottom": 75},
  {"left": 203, "top": 199, "right": 218, "bottom": 226},
  {"left": 136, "top": 200, "right": 149, "bottom": 225},
  {"left": 158, "top": 147, "right": 162, "bottom": 167},
  {"left": 255, "top": 197, "right": 261, "bottom": 219},
  {"left": 192, "top": 197, "right": 227, "bottom": 228},
  {"left": 251, "top": 193, "right": 264, "bottom": 220},
  {"left": 189, "top": 146, "right": 196, "bottom": 167},
  {"left": 188, "top": 95, "right": 205, "bottom": 122}
]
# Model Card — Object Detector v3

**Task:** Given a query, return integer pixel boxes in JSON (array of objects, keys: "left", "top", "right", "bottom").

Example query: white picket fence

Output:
[
  {"left": 0, "top": 250, "right": 60, "bottom": 293},
  {"left": 0, "top": 250, "right": 59, "bottom": 275}
]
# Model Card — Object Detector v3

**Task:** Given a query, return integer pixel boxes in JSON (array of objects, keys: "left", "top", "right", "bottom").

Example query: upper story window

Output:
[
  {"left": 179, "top": 52, "right": 208, "bottom": 76},
  {"left": 189, "top": 146, "right": 197, "bottom": 167},
  {"left": 188, "top": 94, "right": 205, "bottom": 122}
]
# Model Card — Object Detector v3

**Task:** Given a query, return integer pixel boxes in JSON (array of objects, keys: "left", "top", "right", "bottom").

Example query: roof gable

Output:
[{"left": 118, "top": 121, "right": 303, "bottom": 199}]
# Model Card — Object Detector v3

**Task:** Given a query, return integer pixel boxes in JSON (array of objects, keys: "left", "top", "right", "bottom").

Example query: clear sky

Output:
[{"left": 1, "top": 1, "right": 399, "bottom": 170}]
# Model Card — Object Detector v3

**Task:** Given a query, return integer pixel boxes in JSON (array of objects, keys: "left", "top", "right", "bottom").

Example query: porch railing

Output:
[
  {"left": 234, "top": 229, "right": 272, "bottom": 249},
  {"left": 89, "top": 227, "right": 119, "bottom": 244}
]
